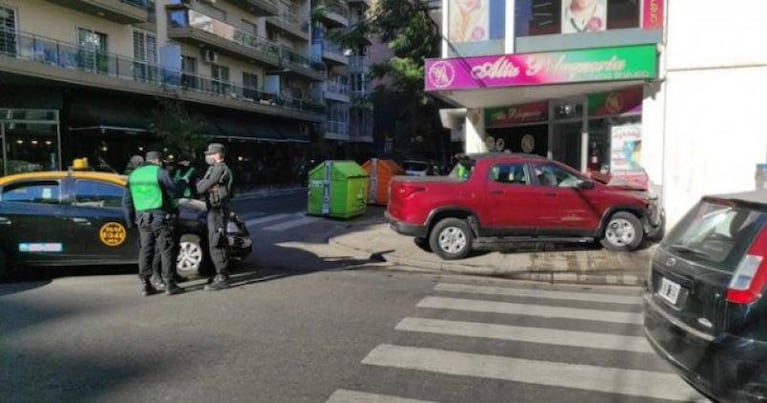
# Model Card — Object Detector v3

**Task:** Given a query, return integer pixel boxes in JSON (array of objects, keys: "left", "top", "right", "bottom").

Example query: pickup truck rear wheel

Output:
[
  {"left": 601, "top": 212, "right": 644, "bottom": 251},
  {"left": 430, "top": 218, "right": 473, "bottom": 260}
]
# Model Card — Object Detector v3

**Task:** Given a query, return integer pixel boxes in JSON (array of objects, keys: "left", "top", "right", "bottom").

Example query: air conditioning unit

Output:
[{"left": 202, "top": 49, "right": 218, "bottom": 63}]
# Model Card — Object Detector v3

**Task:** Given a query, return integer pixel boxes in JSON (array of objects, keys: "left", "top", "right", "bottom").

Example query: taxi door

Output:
[
  {"left": 0, "top": 179, "right": 72, "bottom": 264},
  {"left": 59, "top": 178, "right": 137, "bottom": 264}
]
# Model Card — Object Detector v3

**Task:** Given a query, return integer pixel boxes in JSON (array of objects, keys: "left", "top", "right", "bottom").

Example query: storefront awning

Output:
[{"left": 425, "top": 44, "right": 658, "bottom": 109}]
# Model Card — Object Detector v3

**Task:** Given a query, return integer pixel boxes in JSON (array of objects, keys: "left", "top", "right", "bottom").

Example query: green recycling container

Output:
[{"left": 307, "top": 160, "right": 369, "bottom": 218}]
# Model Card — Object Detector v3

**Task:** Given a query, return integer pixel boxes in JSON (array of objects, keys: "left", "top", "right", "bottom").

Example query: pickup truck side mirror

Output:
[{"left": 577, "top": 180, "right": 594, "bottom": 190}]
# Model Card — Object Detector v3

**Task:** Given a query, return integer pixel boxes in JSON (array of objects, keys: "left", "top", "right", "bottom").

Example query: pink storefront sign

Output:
[{"left": 425, "top": 45, "right": 657, "bottom": 92}]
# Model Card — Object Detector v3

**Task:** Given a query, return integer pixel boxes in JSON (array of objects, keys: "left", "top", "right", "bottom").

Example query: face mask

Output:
[{"left": 205, "top": 155, "right": 216, "bottom": 165}]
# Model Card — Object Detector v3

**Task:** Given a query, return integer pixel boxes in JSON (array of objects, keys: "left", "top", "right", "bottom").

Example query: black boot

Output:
[
  {"left": 141, "top": 278, "right": 159, "bottom": 296},
  {"left": 165, "top": 280, "right": 184, "bottom": 296},
  {"left": 204, "top": 274, "right": 230, "bottom": 291}
]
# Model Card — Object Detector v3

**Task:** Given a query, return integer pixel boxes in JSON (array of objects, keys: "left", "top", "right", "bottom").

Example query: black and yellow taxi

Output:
[{"left": 0, "top": 164, "right": 251, "bottom": 280}]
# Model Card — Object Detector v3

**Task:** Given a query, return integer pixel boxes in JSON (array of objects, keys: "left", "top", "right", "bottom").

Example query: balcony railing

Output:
[
  {"left": 348, "top": 55, "right": 369, "bottom": 73},
  {"left": 326, "top": 80, "right": 349, "bottom": 95},
  {"left": 323, "top": 40, "right": 346, "bottom": 57},
  {"left": 268, "top": 2, "right": 310, "bottom": 38},
  {"left": 326, "top": 119, "right": 349, "bottom": 135},
  {"left": 169, "top": 9, "right": 281, "bottom": 59},
  {"left": 0, "top": 28, "right": 324, "bottom": 116},
  {"left": 44, "top": 0, "right": 153, "bottom": 24}
]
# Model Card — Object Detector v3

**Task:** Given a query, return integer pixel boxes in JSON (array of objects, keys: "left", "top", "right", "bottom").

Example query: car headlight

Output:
[{"left": 227, "top": 221, "right": 241, "bottom": 234}]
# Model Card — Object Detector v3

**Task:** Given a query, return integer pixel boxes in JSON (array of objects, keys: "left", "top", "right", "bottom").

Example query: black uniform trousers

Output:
[
  {"left": 138, "top": 211, "right": 176, "bottom": 282},
  {"left": 207, "top": 206, "right": 229, "bottom": 275}
]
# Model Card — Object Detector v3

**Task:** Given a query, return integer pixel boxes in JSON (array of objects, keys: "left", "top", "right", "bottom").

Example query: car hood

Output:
[{"left": 589, "top": 171, "right": 648, "bottom": 191}]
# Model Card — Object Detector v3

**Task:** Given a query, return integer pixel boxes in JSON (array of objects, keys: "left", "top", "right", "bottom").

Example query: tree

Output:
[
  {"left": 150, "top": 98, "right": 208, "bottom": 158},
  {"left": 333, "top": 0, "right": 445, "bottom": 160}
]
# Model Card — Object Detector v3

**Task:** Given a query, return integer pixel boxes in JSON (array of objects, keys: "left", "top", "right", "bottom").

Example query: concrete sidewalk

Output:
[{"left": 328, "top": 207, "right": 654, "bottom": 286}]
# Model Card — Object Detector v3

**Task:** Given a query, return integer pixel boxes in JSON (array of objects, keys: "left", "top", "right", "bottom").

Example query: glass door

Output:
[{"left": 550, "top": 98, "right": 587, "bottom": 171}]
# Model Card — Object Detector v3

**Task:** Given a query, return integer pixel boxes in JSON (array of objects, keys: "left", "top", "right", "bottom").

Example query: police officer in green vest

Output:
[
  {"left": 123, "top": 151, "right": 184, "bottom": 296},
  {"left": 174, "top": 154, "right": 197, "bottom": 198},
  {"left": 196, "top": 143, "right": 234, "bottom": 291}
]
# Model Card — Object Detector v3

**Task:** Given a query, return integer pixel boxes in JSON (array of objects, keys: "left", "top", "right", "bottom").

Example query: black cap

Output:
[
  {"left": 205, "top": 143, "right": 225, "bottom": 156},
  {"left": 146, "top": 150, "right": 163, "bottom": 161}
]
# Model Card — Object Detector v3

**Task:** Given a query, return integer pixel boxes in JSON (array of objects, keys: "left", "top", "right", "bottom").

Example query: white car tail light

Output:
[{"left": 727, "top": 227, "right": 767, "bottom": 304}]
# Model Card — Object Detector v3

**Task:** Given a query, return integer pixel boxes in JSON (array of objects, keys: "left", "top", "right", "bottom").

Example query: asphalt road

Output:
[{"left": 0, "top": 192, "right": 706, "bottom": 402}]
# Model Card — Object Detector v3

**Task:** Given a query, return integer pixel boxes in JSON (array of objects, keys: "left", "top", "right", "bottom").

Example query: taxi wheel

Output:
[{"left": 177, "top": 234, "right": 206, "bottom": 279}]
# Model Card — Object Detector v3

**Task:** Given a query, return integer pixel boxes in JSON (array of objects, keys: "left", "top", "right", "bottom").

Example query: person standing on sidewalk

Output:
[
  {"left": 196, "top": 143, "right": 234, "bottom": 291},
  {"left": 123, "top": 151, "right": 184, "bottom": 296},
  {"left": 174, "top": 154, "right": 198, "bottom": 199}
]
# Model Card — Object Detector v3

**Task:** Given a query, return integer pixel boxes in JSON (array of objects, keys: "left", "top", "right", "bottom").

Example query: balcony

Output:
[
  {"left": 321, "top": 40, "right": 348, "bottom": 65},
  {"left": 226, "top": 0, "right": 279, "bottom": 16},
  {"left": 0, "top": 28, "right": 325, "bottom": 122},
  {"left": 266, "top": 2, "right": 310, "bottom": 41},
  {"left": 167, "top": 7, "right": 281, "bottom": 68},
  {"left": 348, "top": 55, "right": 369, "bottom": 74},
  {"left": 316, "top": 1, "right": 350, "bottom": 28},
  {"left": 278, "top": 48, "right": 326, "bottom": 81},
  {"left": 349, "top": 120, "right": 373, "bottom": 143},
  {"left": 44, "top": 0, "right": 152, "bottom": 24},
  {"left": 324, "top": 79, "right": 349, "bottom": 102},
  {"left": 324, "top": 119, "right": 349, "bottom": 140}
]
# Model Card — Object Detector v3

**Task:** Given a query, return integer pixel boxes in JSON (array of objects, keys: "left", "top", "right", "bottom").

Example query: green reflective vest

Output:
[
  {"left": 129, "top": 164, "right": 163, "bottom": 212},
  {"left": 174, "top": 166, "right": 196, "bottom": 198}
]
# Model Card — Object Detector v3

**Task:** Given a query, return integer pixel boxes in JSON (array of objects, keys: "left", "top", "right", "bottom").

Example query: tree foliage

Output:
[
  {"left": 150, "top": 98, "right": 208, "bottom": 158},
  {"left": 334, "top": 0, "right": 445, "bottom": 159}
]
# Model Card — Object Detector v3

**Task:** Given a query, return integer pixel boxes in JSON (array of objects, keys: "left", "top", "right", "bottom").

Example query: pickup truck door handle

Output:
[
  {"left": 71, "top": 217, "right": 92, "bottom": 226},
  {"left": 0, "top": 217, "right": 11, "bottom": 225},
  {"left": 489, "top": 190, "right": 504, "bottom": 195}
]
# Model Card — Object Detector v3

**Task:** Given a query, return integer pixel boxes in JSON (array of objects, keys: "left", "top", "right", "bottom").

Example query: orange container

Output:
[{"left": 362, "top": 159, "right": 404, "bottom": 205}]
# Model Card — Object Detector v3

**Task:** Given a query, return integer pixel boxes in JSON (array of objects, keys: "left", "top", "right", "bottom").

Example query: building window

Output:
[
  {"left": 0, "top": 6, "right": 17, "bottom": 57},
  {"left": 516, "top": 0, "right": 640, "bottom": 37},
  {"left": 211, "top": 64, "right": 231, "bottom": 95},
  {"left": 182, "top": 56, "right": 197, "bottom": 89},
  {"left": 77, "top": 28, "right": 108, "bottom": 73},
  {"left": 133, "top": 30, "right": 157, "bottom": 82},
  {"left": 243, "top": 72, "right": 259, "bottom": 100}
]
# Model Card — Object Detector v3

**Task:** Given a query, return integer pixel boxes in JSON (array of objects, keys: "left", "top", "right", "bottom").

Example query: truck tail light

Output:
[{"left": 727, "top": 226, "right": 767, "bottom": 304}]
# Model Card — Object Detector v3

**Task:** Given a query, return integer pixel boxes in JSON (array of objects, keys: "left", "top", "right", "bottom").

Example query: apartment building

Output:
[
  {"left": 428, "top": 0, "right": 767, "bottom": 227},
  {"left": 0, "top": 0, "right": 374, "bottom": 182}
]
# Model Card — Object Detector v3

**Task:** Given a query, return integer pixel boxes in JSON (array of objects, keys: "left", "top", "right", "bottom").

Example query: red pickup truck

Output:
[{"left": 385, "top": 153, "right": 664, "bottom": 259}]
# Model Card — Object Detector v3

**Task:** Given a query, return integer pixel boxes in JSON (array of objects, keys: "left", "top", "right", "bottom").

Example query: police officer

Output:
[
  {"left": 196, "top": 143, "right": 234, "bottom": 291},
  {"left": 174, "top": 154, "right": 197, "bottom": 198},
  {"left": 123, "top": 151, "right": 184, "bottom": 296}
]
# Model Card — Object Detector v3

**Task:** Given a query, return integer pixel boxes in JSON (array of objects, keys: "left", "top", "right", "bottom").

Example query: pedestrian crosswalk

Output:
[
  {"left": 243, "top": 212, "right": 321, "bottom": 232},
  {"left": 326, "top": 282, "right": 706, "bottom": 402}
]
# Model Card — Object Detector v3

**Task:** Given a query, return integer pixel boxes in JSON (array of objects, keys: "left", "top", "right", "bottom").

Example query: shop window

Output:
[
  {"left": 73, "top": 180, "right": 124, "bottom": 208},
  {"left": 516, "top": 0, "right": 640, "bottom": 37},
  {"left": 2, "top": 181, "right": 61, "bottom": 204}
]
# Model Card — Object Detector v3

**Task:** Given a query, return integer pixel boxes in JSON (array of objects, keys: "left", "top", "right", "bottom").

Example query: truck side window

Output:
[{"left": 491, "top": 164, "right": 529, "bottom": 185}]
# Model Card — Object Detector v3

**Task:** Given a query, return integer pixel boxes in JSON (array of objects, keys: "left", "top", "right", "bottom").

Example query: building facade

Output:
[
  {"left": 0, "top": 0, "right": 373, "bottom": 184},
  {"left": 428, "top": 0, "right": 767, "bottom": 227}
]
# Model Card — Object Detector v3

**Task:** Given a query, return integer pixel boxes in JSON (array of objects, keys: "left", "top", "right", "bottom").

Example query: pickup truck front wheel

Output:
[
  {"left": 601, "top": 212, "right": 644, "bottom": 252},
  {"left": 430, "top": 218, "right": 473, "bottom": 260}
]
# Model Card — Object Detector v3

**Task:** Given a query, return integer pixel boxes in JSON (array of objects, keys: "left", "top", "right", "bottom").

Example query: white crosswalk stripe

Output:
[
  {"left": 434, "top": 282, "right": 642, "bottom": 305},
  {"left": 395, "top": 317, "right": 653, "bottom": 353},
  {"left": 361, "top": 344, "right": 699, "bottom": 402},
  {"left": 245, "top": 213, "right": 292, "bottom": 227},
  {"left": 326, "top": 389, "right": 439, "bottom": 403},
  {"left": 262, "top": 215, "right": 320, "bottom": 231},
  {"left": 418, "top": 296, "right": 644, "bottom": 324},
  {"left": 328, "top": 283, "right": 705, "bottom": 402}
]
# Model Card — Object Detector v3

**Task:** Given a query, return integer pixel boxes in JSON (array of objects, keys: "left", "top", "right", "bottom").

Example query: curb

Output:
[{"left": 328, "top": 236, "right": 646, "bottom": 287}]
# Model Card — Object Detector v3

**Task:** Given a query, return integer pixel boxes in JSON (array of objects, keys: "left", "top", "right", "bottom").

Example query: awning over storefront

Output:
[
  {"left": 425, "top": 44, "right": 658, "bottom": 108},
  {"left": 208, "top": 116, "right": 309, "bottom": 143}
]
